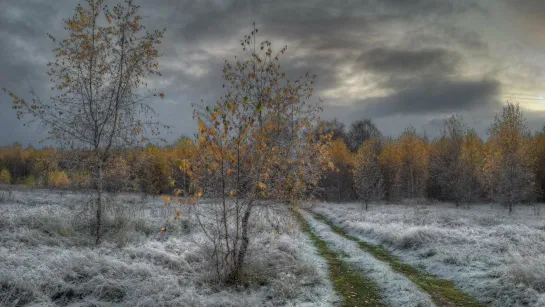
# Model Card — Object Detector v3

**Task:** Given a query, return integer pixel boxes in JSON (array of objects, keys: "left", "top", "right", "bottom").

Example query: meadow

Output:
[
  {"left": 312, "top": 202, "right": 545, "bottom": 307},
  {"left": 0, "top": 188, "right": 338, "bottom": 307}
]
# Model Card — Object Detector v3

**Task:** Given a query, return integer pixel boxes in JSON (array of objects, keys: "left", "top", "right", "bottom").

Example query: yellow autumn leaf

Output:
[{"left": 198, "top": 118, "right": 207, "bottom": 134}]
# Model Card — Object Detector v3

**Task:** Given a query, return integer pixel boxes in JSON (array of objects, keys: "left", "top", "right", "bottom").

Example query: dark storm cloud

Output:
[
  {"left": 358, "top": 47, "right": 461, "bottom": 76},
  {"left": 361, "top": 79, "right": 500, "bottom": 117}
]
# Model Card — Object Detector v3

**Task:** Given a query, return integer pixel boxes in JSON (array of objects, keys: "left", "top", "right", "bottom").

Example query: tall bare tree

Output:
[
  {"left": 352, "top": 138, "right": 384, "bottom": 210},
  {"left": 347, "top": 119, "right": 381, "bottom": 152},
  {"left": 429, "top": 115, "right": 470, "bottom": 206},
  {"left": 3, "top": 0, "right": 167, "bottom": 243}
]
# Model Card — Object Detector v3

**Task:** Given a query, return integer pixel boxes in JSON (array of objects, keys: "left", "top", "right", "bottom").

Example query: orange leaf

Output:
[{"left": 198, "top": 118, "right": 207, "bottom": 134}]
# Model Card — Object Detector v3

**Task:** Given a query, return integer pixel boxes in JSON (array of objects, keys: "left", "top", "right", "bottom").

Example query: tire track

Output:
[
  {"left": 303, "top": 211, "right": 436, "bottom": 307},
  {"left": 312, "top": 213, "right": 488, "bottom": 307}
]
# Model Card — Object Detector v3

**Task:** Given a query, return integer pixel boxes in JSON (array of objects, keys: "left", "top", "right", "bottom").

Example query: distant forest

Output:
[{"left": 1, "top": 103, "right": 543, "bottom": 211}]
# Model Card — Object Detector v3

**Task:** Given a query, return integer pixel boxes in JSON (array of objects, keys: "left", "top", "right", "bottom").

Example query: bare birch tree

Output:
[
  {"left": 352, "top": 138, "right": 384, "bottom": 210},
  {"left": 429, "top": 115, "right": 470, "bottom": 206},
  {"left": 3, "top": 0, "right": 167, "bottom": 243}
]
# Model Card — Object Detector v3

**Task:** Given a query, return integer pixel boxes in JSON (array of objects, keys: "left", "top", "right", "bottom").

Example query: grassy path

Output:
[
  {"left": 313, "top": 213, "right": 488, "bottom": 307},
  {"left": 294, "top": 210, "right": 386, "bottom": 307}
]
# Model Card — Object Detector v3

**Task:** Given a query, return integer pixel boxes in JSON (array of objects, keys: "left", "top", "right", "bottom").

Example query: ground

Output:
[
  {"left": 0, "top": 188, "right": 338, "bottom": 307},
  {"left": 312, "top": 201, "right": 545, "bottom": 307},
  {"left": 1, "top": 189, "right": 544, "bottom": 306}
]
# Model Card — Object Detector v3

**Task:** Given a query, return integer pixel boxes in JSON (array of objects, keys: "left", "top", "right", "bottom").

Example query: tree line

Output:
[
  {"left": 0, "top": 138, "right": 192, "bottom": 195},
  {"left": 2, "top": 101, "right": 543, "bottom": 215},
  {"left": 320, "top": 104, "right": 543, "bottom": 214}
]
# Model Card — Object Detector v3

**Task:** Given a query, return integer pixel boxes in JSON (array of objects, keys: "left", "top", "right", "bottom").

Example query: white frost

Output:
[{"left": 313, "top": 202, "right": 545, "bottom": 307}]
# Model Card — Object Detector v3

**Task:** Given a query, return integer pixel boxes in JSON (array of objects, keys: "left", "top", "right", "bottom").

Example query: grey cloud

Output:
[
  {"left": 370, "top": 0, "right": 482, "bottom": 15},
  {"left": 361, "top": 79, "right": 500, "bottom": 117},
  {"left": 0, "top": 0, "right": 524, "bottom": 146},
  {"left": 358, "top": 47, "right": 461, "bottom": 76},
  {"left": 505, "top": 0, "right": 545, "bottom": 14}
]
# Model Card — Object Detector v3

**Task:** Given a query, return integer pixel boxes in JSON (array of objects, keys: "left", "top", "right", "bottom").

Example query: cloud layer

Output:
[{"left": 0, "top": 0, "right": 544, "bottom": 146}]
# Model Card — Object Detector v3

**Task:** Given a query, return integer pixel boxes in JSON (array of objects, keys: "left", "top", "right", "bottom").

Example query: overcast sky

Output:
[{"left": 1, "top": 0, "right": 545, "bottom": 147}]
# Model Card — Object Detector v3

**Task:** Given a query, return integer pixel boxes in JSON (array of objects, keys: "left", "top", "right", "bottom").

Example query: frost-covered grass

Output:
[
  {"left": 0, "top": 188, "right": 337, "bottom": 307},
  {"left": 302, "top": 211, "right": 435, "bottom": 307},
  {"left": 312, "top": 202, "right": 545, "bottom": 307}
]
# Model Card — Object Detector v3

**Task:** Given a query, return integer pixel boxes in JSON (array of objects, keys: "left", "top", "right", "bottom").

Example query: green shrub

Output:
[
  {"left": 0, "top": 169, "right": 11, "bottom": 184},
  {"left": 23, "top": 175, "right": 36, "bottom": 187}
]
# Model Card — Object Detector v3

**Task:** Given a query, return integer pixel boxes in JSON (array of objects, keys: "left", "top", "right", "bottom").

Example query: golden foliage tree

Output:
[
  {"left": 325, "top": 138, "right": 354, "bottom": 201},
  {"left": 396, "top": 127, "right": 429, "bottom": 199},
  {"left": 378, "top": 137, "right": 403, "bottom": 201},
  {"left": 184, "top": 25, "right": 331, "bottom": 282},
  {"left": 485, "top": 103, "right": 534, "bottom": 213}
]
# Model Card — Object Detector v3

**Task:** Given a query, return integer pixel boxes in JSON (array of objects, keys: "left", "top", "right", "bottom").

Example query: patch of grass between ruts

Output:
[
  {"left": 293, "top": 210, "right": 386, "bottom": 307},
  {"left": 314, "top": 213, "right": 488, "bottom": 307}
]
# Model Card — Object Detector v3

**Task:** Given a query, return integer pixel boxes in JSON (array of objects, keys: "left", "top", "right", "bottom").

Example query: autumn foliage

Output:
[
  {"left": 167, "top": 25, "right": 333, "bottom": 282},
  {"left": 49, "top": 171, "right": 71, "bottom": 188}
]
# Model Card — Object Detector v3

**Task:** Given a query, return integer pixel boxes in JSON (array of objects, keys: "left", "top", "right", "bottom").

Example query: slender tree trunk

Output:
[
  {"left": 95, "top": 162, "right": 103, "bottom": 245},
  {"left": 337, "top": 171, "right": 341, "bottom": 202},
  {"left": 232, "top": 204, "right": 253, "bottom": 282}
]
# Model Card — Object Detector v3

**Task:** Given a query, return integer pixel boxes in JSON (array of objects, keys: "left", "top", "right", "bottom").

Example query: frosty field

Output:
[
  {"left": 312, "top": 202, "right": 545, "bottom": 307},
  {"left": 2, "top": 188, "right": 545, "bottom": 307},
  {"left": 0, "top": 188, "right": 338, "bottom": 307}
]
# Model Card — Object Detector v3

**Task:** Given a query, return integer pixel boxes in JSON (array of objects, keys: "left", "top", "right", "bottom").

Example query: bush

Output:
[
  {"left": 0, "top": 169, "right": 11, "bottom": 184},
  {"left": 49, "top": 171, "right": 70, "bottom": 188},
  {"left": 22, "top": 175, "right": 36, "bottom": 187}
]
